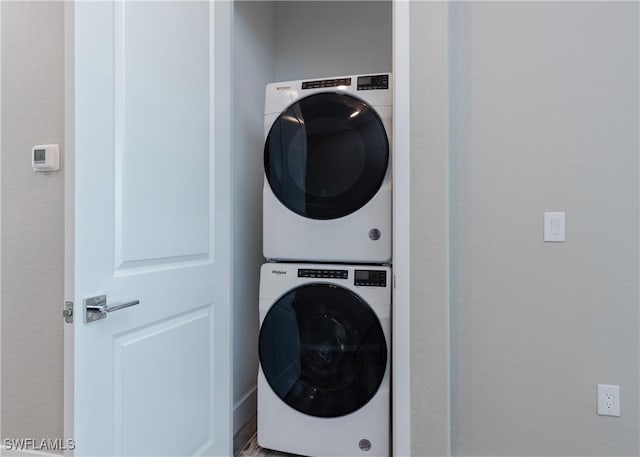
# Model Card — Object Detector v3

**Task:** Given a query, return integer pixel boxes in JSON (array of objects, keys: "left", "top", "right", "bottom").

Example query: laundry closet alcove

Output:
[{"left": 230, "top": 0, "right": 397, "bottom": 453}]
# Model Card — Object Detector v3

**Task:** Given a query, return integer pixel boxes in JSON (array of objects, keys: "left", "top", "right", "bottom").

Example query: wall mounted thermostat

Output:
[{"left": 32, "top": 144, "right": 60, "bottom": 171}]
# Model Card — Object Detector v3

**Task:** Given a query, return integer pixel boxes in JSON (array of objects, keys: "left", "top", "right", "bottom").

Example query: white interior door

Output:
[{"left": 70, "top": 1, "right": 232, "bottom": 455}]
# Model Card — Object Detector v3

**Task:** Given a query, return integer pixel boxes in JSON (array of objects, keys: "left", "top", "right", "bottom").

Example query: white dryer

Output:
[
  {"left": 263, "top": 74, "right": 392, "bottom": 263},
  {"left": 258, "top": 263, "right": 390, "bottom": 457}
]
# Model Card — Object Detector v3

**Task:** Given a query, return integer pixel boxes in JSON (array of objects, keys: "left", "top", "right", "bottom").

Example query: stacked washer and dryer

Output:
[{"left": 258, "top": 73, "right": 392, "bottom": 457}]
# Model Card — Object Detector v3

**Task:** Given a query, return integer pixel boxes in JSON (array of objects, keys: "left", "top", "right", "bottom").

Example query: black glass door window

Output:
[
  {"left": 259, "top": 284, "right": 387, "bottom": 418},
  {"left": 264, "top": 93, "right": 389, "bottom": 220}
]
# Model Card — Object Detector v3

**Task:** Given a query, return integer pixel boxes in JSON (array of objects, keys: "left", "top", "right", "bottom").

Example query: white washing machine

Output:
[
  {"left": 258, "top": 263, "right": 390, "bottom": 457},
  {"left": 263, "top": 73, "right": 392, "bottom": 263}
]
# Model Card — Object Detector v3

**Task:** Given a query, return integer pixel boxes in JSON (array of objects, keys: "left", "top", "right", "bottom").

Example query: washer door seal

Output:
[{"left": 259, "top": 283, "right": 388, "bottom": 418}]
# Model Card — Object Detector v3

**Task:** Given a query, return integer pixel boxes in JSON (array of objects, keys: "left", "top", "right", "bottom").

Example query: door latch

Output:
[{"left": 63, "top": 301, "right": 74, "bottom": 324}]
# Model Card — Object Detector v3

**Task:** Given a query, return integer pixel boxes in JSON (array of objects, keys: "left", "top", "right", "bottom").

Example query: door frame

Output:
[
  {"left": 393, "top": 2, "right": 453, "bottom": 456},
  {"left": 62, "top": 2, "right": 74, "bottom": 454},
  {"left": 391, "top": 1, "right": 411, "bottom": 456}
]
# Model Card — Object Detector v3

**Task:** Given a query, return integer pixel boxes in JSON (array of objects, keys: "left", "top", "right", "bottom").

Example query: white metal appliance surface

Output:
[
  {"left": 258, "top": 263, "right": 390, "bottom": 456},
  {"left": 263, "top": 74, "right": 392, "bottom": 263}
]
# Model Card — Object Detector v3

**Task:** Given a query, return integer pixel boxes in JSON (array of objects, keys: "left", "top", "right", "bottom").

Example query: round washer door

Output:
[
  {"left": 264, "top": 92, "right": 389, "bottom": 220},
  {"left": 259, "top": 283, "right": 387, "bottom": 418}
]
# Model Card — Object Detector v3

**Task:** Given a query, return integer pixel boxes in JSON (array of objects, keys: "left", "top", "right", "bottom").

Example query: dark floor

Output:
[{"left": 236, "top": 432, "right": 298, "bottom": 457}]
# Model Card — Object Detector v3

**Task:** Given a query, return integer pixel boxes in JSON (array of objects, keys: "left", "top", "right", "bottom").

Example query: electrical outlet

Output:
[{"left": 597, "top": 384, "right": 620, "bottom": 416}]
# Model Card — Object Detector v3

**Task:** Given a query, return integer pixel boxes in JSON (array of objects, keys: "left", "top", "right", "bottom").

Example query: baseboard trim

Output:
[{"left": 233, "top": 386, "right": 257, "bottom": 435}]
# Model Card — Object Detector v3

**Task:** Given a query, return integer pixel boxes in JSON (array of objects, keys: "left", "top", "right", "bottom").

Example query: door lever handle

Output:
[{"left": 84, "top": 295, "right": 140, "bottom": 323}]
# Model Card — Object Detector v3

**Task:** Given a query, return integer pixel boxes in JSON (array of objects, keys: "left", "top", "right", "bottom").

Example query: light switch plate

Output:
[{"left": 544, "top": 212, "right": 565, "bottom": 242}]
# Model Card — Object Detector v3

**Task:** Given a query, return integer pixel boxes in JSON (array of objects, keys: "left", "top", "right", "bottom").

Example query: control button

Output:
[{"left": 302, "top": 77, "right": 352, "bottom": 90}]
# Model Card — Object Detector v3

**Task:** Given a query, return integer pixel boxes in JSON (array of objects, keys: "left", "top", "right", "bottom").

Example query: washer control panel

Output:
[
  {"left": 354, "top": 270, "right": 387, "bottom": 287},
  {"left": 298, "top": 268, "right": 349, "bottom": 279}
]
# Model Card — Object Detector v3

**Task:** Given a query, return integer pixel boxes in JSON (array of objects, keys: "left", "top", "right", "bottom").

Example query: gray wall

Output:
[
  {"left": 274, "top": 1, "right": 391, "bottom": 81},
  {"left": 232, "top": 0, "right": 276, "bottom": 434},
  {"left": 1, "top": 1, "right": 65, "bottom": 448},
  {"left": 447, "top": 2, "right": 638, "bottom": 456}
]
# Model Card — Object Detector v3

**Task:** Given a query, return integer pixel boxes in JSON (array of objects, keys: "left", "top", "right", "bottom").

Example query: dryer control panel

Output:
[{"left": 354, "top": 270, "right": 387, "bottom": 287}]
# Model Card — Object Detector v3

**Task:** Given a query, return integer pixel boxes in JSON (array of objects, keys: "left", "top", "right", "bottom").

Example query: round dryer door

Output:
[
  {"left": 264, "top": 92, "right": 389, "bottom": 220},
  {"left": 259, "top": 283, "right": 387, "bottom": 418}
]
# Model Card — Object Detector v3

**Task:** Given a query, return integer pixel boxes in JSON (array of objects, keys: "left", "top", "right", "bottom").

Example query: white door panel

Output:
[
  {"left": 72, "top": 1, "right": 232, "bottom": 455},
  {"left": 116, "top": 2, "right": 211, "bottom": 265},
  {"left": 113, "top": 308, "right": 212, "bottom": 456}
]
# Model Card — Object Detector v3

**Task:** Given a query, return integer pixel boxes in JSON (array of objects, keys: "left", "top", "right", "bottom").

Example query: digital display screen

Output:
[
  {"left": 34, "top": 149, "right": 46, "bottom": 163},
  {"left": 355, "top": 271, "right": 370, "bottom": 281},
  {"left": 357, "top": 75, "right": 388, "bottom": 91}
]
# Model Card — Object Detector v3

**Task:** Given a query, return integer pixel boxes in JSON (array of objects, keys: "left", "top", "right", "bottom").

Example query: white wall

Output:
[
  {"left": 0, "top": 1, "right": 65, "bottom": 449},
  {"left": 274, "top": 1, "right": 391, "bottom": 82},
  {"left": 447, "top": 2, "right": 638, "bottom": 456}
]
